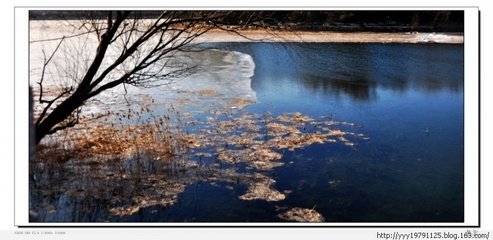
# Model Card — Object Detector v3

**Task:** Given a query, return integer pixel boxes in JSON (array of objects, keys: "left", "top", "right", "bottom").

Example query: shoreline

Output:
[
  {"left": 196, "top": 30, "right": 463, "bottom": 44},
  {"left": 29, "top": 20, "right": 463, "bottom": 44}
]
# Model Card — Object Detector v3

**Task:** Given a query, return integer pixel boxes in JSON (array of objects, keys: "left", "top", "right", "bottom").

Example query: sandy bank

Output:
[{"left": 196, "top": 30, "right": 463, "bottom": 44}]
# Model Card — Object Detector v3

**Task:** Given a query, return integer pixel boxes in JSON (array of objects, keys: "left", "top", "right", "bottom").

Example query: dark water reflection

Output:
[
  {"left": 30, "top": 42, "right": 464, "bottom": 223},
  {"left": 213, "top": 43, "right": 463, "bottom": 102}
]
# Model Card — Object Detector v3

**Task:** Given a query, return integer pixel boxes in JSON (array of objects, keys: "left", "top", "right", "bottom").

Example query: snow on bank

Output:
[{"left": 196, "top": 30, "right": 463, "bottom": 44}]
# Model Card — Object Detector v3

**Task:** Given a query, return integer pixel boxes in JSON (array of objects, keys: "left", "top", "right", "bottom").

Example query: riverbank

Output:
[
  {"left": 29, "top": 20, "right": 463, "bottom": 44},
  {"left": 196, "top": 29, "right": 463, "bottom": 44}
]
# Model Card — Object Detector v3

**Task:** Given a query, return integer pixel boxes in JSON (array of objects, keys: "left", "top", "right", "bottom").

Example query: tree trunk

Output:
[
  {"left": 29, "top": 87, "right": 36, "bottom": 160},
  {"left": 35, "top": 95, "right": 84, "bottom": 144}
]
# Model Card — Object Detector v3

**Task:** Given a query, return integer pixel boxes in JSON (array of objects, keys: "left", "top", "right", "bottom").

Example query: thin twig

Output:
[{"left": 37, "top": 36, "right": 65, "bottom": 104}]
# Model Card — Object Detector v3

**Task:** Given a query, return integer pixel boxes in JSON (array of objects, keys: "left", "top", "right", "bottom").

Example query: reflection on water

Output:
[
  {"left": 211, "top": 43, "right": 463, "bottom": 102},
  {"left": 30, "top": 42, "right": 464, "bottom": 223},
  {"left": 302, "top": 75, "right": 377, "bottom": 101}
]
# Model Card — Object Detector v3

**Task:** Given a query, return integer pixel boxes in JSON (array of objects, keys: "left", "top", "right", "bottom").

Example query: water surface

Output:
[{"left": 30, "top": 42, "right": 464, "bottom": 223}]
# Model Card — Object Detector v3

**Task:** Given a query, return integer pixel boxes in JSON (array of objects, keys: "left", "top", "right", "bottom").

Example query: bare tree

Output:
[{"left": 32, "top": 11, "right": 254, "bottom": 144}]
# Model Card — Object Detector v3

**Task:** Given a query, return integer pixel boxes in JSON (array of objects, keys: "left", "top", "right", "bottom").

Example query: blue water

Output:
[
  {"left": 167, "top": 43, "right": 464, "bottom": 222},
  {"left": 31, "top": 43, "right": 464, "bottom": 223}
]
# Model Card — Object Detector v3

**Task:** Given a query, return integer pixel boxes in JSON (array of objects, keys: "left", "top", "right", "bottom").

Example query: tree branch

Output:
[
  {"left": 71, "top": 11, "right": 130, "bottom": 96},
  {"left": 36, "top": 86, "right": 73, "bottom": 126},
  {"left": 86, "top": 14, "right": 208, "bottom": 91},
  {"left": 46, "top": 108, "right": 81, "bottom": 134},
  {"left": 37, "top": 36, "right": 65, "bottom": 104}
]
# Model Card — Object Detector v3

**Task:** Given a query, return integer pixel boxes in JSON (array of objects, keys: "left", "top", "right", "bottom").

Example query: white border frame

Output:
[{"left": 14, "top": 7, "right": 480, "bottom": 227}]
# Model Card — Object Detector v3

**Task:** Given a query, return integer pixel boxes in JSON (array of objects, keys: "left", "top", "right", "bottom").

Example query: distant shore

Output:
[
  {"left": 29, "top": 20, "right": 464, "bottom": 45},
  {"left": 196, "top": 29, "right": 464, "bottom": 44}
]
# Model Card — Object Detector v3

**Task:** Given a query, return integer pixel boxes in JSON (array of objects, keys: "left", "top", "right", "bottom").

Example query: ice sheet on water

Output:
[
  {"left": 85, "top": 48, "right": 257, "bottom": 115},
  {"left": 154, "top": 49, "right": 256, "bottom": 102}
]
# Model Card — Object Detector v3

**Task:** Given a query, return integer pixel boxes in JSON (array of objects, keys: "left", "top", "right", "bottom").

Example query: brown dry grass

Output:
[
  {"left": 278, "top": 207, "right": 325, "bottom": 222},
  {"left": 230, "top": 98, "right": 255, "bottom": 107},
  {"left": 33, "top": 106, "right": 368, "bottom": 218},
  {"left": 36, "top": 106, "right": 182, "bottom": 163}
]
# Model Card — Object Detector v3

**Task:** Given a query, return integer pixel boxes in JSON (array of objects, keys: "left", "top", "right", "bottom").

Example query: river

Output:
[{"left": 30, "top": 42, "right": 464, "bottom": 223}]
